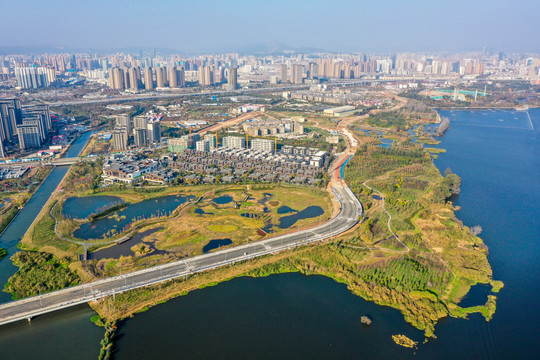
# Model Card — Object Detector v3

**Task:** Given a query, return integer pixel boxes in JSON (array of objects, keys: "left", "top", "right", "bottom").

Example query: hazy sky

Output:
[{"left": 1, "top": 0, "right": 539, "bottom": 53}]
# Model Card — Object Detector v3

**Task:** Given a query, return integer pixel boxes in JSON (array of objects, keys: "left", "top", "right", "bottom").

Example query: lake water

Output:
[
  {"left": 72, "top": 194, "right": 193, "bottom": 240},
  {"left": 202, "top": 238, "right": 233, "bottom": 253},
  {"left": 62, "top": 195, "right": 124, "bottom": 219},
  {"left": 277, "top": 205, "right": 297, "bottom": 214},
  {"left": 213, "top": 195, "right": 233, "bottom": 204},
  {"left": 278, "top": 205, "right": 324, "bottom": 229},
  {"left": 1, "top": 110, "right": 539, "bottom": 359}
]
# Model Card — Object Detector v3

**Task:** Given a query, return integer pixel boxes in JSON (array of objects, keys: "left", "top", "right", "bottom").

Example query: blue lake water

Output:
[
  {"left": 278, "top": 205, "right": 324, "bottom": 229},
  {"left": 213, "top": 195, "right": 233, "bottom": 204},
  {"left": 62, "top": 195, "right": 124, "bottom": 219},
  {"left": 90, "top": 227, "right": 164, "bottom": 260},
  {"left": 73, "top": 195, "right": 192, "bottom": 240},
  {"left": 379, "top": 137, "right": 393, "bottom": 148},
  {"left": 276, "top": 205, "right": 297, "bottom": 214},
  {"left": 202, "top": 239, "right": 233, "bottom": 253}
]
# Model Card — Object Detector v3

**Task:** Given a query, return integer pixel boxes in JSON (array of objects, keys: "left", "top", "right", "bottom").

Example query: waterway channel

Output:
[{"left": 0, "top": 131, "right": 92, "bottom": 303}]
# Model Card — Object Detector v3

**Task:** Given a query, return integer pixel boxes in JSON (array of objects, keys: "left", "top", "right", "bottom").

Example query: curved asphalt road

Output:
[{"left": 0, "top": 183, "right": 362, "bottom": 326}]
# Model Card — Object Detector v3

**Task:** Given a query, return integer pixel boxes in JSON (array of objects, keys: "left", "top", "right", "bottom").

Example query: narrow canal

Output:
[{"left": 0, "top": 131, "right": 92, "bottom": 303}]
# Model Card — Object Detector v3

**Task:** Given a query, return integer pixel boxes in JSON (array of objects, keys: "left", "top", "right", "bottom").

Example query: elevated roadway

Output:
[{"left": 0, "top": 183, "right": 361, "bottom": 326}]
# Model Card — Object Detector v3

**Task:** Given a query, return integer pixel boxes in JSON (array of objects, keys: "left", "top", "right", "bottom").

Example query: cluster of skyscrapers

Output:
[
  {"left": 14, "top": 65, "right": 57, "bottom": 89},
  {"left": 108, "top": 65, "right": 238, "bottom": 90},
  {"left": 168, "top": 134, "right": 278, "bottom": 154},
  {"left": 112, "top": 114, "right": 161, "bottom": 150},
  {"left": 109, "top": 66, "right": 186, "bottom": 91},
  {"left": 0, "top": 99, "right": 52, "bottom": 155}
]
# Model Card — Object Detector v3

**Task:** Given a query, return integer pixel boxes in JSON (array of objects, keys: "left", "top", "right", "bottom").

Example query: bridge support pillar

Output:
[{"left": 27, "top": 317, "right": 32, "bottom": 322}]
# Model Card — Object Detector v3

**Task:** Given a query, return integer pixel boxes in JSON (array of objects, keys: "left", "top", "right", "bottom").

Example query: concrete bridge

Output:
[{"left": 0, "top": 184, "right": 362, "bottom": 327}]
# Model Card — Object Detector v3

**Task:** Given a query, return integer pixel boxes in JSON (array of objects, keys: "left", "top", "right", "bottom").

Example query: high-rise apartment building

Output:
[
  {"left": 109, "top": 67, "right": 125, "bottom": 90},
  {"left": 16, "top": 122, "right": 42, "bottom": 150},
  {"left": 146, "top": 120, "right": 161, "bottom": 144},
  {"left": 250, "top": 138, "right": 274, "bottom": 153},
  {"left": 195, "top": 140, "right": 210, "bottom": 152},
  {"left": 167, "top": 133, "right": 200, "bottom": 153},
  {"left": 133, "top": 115, "right": 148, "bottom": 131},
  {"left": 112, "top": 130, "right": 128, "bottom": 150},
  {"left": 204, "top": 134, "right": 217, "bottom": 149},
  {"left": 22, "top": 105, "right": 51, "bottom": 140},
  {"left": 129, "top": 67, "right": 139, "bottom": 90},
  {"left": 280, "top": 64, "right": 288, "bottom": 83},
  {"left": 115, "top": 114, "right": 131, "bottom": 134},
  {"left": 169, "top": 67, "right": 178, "bottom": 88},
  {"left": 156, "top": 66, "right": 166, "bottom": 88},
  {"left": 177, "top": 68, "right": 186, "bottom": 87},
  {"left": 291, "top": 64, "right": 303, "bottom": 84},
  {"left": 134, "top": 128, "right": 147, "bottom": 147},
  {"left": 222, "top": 136, "right": 245, "bottom": 149},
  {"left": 0, "top": 99, "right": 22, "bottom": 141},
  {"left": 199, "top": 66, "right": 213, "bottom": 86},
  {"left": 15, "top": 66, "right": 52, "bottom": 89},
  {"left": 144, "top": 67, "right": 154, "bottom": 90},
  {"left": 308, "top": 63, "right": 318, "bottom": 79},
  {"left": 227, "top": 67, "right": 237, "bottom": 90}
]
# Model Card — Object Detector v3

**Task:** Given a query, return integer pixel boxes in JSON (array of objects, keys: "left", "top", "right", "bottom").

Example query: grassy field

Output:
[
  {"left": 80, "top": 136, "right": 111, "bottom": 156},
  {"left": 21, "top": 181, "right": 332, "bottom": 281},
  {"left": 84, "top": 184, "right": 332, "bottom": 277}
]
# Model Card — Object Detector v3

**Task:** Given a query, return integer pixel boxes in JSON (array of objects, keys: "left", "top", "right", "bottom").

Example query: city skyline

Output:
[{"left": 1, "top": 0, "right": 539, "bottom": 54}]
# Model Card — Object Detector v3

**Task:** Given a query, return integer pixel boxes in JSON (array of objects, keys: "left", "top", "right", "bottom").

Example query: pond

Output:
[
  {"left": 258, "top": 193, "right": 273, "bottom": 206},
  {"left": 277, "top": 205, "right": 297, "bottom": 214},
  {"left": 62, "top": 195, "right": 124, "bottom": 220},
  {"left": 203, "top": 239, "right": 233, "bottom": 253},
  {"left": 73, "top": 194, "right": 194, "bottom": 240},
  {"left": 194, "top": 207, "right": 213, "bottom": 216},
  {"left": 213, "top": 195, "right": 233, "bottom": 205},
  {"left": 278, "top": 206, "right": 324, "bottom": 229},
  {"left": 372, "top": 195, "right": 382, "bottom": 200},
  {"left": 379, "top": 138, "right": 393, "bottom": 148}
]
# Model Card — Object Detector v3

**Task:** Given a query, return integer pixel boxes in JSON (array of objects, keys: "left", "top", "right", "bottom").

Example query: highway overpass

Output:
[{"left": 0, "top": 183, "right": 362, "bottom": 326}]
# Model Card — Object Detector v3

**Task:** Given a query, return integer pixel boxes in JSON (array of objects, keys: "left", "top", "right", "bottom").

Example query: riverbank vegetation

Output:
[
  {"left": 0, "top": 166, "right": 53, "bottom": 234},
  {"left": 3, "top": 251, "right": 80, "bottom": 299},
  {"left": 87, "top": 120, "right": 500, "bottom": 341},
  {"left": 392, "top": 334, "right": 418, "bottom": 348},
  {"left": 62, "top": 159, "right": 103, "bottom": 192}
]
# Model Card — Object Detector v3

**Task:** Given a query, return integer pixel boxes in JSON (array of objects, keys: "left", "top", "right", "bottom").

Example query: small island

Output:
[
  {"left": 392, "top": 334, "right": 418, "bottom": 348},
  {"left": 361, "top": 315, "right": 372, "bottom": 325}
]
